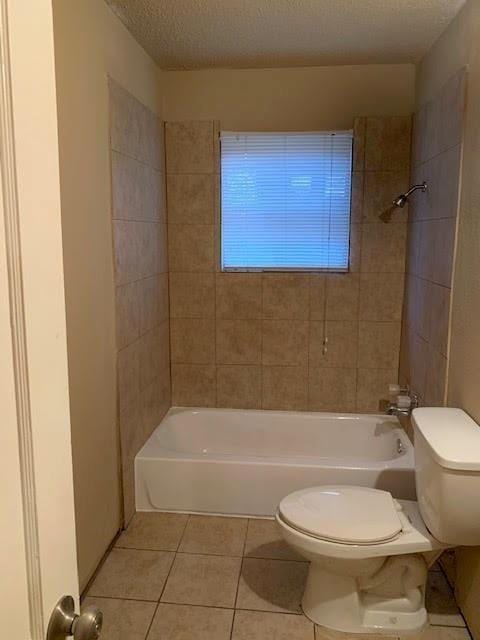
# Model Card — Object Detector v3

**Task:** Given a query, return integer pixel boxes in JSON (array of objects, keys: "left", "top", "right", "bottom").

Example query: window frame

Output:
[{"left": 219, "top": 130, "right": 354, "bottom": 274}]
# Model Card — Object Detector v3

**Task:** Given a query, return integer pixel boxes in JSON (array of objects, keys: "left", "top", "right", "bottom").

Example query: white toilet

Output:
[{"left": 276, "top": 407, "right": 480, "bottom": 635}]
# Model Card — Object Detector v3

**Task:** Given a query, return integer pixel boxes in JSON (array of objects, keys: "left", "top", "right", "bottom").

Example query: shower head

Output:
[
  {"left": 379, "top": 181, "right": 428, "bottom": 223},
  {"left": 392, "top": 182, "right": 428, "bottom": 208}
]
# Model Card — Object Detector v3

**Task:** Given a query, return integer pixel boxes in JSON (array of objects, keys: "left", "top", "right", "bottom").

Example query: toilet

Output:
[{"left": 276, "top": 407, "right": 480, "bottom": 635}]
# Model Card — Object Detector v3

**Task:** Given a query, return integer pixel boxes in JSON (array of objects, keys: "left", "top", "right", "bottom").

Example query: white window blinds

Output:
[{"left": 220, "top": 131, "right": 353, "bottom": 271}]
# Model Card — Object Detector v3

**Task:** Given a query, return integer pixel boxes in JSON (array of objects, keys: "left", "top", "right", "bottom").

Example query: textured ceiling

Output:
[{"left": 105, "top": 0, "right": 466, "bottom": 70}]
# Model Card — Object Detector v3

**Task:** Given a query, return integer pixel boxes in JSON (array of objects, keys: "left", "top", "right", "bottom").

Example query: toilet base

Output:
[{"left": 302, "top": 562, "right": 428, "bottom": 635}]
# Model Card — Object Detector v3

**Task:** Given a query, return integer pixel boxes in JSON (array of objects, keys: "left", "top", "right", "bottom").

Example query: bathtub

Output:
[{"left": 135, "top": 407, "right": 415, "bottom": 516}]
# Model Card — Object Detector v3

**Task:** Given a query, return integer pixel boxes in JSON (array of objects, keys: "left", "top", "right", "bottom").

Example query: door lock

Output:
[{"left": 47, "top": 596, "right": 103, "bottom": 640}]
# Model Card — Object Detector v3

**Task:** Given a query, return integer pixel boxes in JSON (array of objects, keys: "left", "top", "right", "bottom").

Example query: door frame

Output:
[{"left": 0, "top": 1, "right": 79, "bottom": 638}]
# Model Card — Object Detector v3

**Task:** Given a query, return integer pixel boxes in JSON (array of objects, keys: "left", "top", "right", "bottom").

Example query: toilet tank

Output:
[{"left": 413, "top": 407, "right": 480, "bottom": 545}]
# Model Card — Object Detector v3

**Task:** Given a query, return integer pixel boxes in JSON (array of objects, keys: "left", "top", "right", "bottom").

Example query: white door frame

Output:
[{"left": 0, "top": 1, "right": 79, "bottom": 638}]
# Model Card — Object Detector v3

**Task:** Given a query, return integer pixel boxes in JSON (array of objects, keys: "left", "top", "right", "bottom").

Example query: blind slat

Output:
[{"left": 220, "top": 131, "right": 353, "bottom": 271}]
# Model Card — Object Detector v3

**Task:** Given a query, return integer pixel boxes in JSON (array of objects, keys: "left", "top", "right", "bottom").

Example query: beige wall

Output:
[
  {"left": 399, "top": 69, "right": 465, "bottom": 407},
  {"left": 166, "top": 117, "right": 411, "bottom": 411},
  {"left": 52, "top": 0, "right": 162, "bottom": 590},
  {"left": 163, "top": 65, "right": 415, "bottom": 131},
  {"left": 416, "top": 1, "right": 480, "bottom": 637},
  {"left": 109, "top": 80, "right": 170, "bottom": 524}
]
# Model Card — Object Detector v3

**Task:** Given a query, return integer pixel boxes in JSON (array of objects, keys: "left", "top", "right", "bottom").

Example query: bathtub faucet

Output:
[{"left": 385, "top": 385, "right": 419, "bottom": 418}]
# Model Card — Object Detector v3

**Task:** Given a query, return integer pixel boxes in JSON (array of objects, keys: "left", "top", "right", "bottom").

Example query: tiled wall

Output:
[
  {"left": 399, "top": 69, "right": 465, "bottom": 406},
  {"left": 166, "top": 117, "right": 411, "bottom": 412},
  {"left": 109, "top": 80, "right": 171, "bottom": 522}
]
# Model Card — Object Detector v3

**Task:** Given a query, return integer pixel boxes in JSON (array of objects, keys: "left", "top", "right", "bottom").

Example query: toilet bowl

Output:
[
  {"left": 276, "top": 407, "right": 480, "bottom": 636},
  {"left": 276, "top": 485, "right": 445, "bottom": 635}
]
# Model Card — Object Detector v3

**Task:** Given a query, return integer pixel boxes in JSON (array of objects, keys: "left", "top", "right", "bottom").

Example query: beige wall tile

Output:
[
  {"left": 359, "top": 273, "right": 405, "bottom": 322},
  {"left": 232, "top": 610, "right": 313, "bottom": 640},
  {"left": 113, "top": 220, "right": 139, "bottom": 285},
  {"left": 262, "top": 273, "right": 310, "bottom": 319},
  {"left": 168, "top": 224, "right": 214, "bottom": 272},
  {"left": 350, "top": 171, "right": 364, "bottom": 223},
  {"left": 262, "top": 366, "right": 307, "bottom": 410},
  {"left": 411, "top": 104, "right": 428, "bottom": 168},
  {"left": 137, "top": 275, "right": 168, "bottom": 336},
  {"left": 137, "top": 222, "right": 164, "bottom": 278},
  {"left": 117, "top": 341, "right": 140, "bottom": 413},
  {"left": 356, "top": 368, "right": 397, "bottom": 413},
  {"left": 139, "top": 323, "right": 170, "bottom": 389},
  {"left": 361, "top": 222, "right": 407, "bottom": 273},
  {"left": 216, "top": 273, "right": 262, "bottom": 319},
  {"left": 309, "top": 274, "right": 326, "bottom": 320},
  {"left": 165, "top": 121, "right": 214, "bottom": 174},
  {"left": 325, "top": 274, "right": 359, "bottom": 321},
  {"left": 358, "top": 322, "right": 401, "bottom": 369},
  {"left": 111, "top": 151, "right": 164, "bottom": 222},
  {"left": 409, "top": 330, "right": 429, "bottom": 399},
  {"left": 115, "top": 282, "right": 141, "bottom": 349},
  {"left": 308, "top": 367, "right": 357, "bottom": 411},
  {"left": 171, "top": 364, "right": 216, "bottom": 406},
  {"left": 365, "top": 116, "right": 412, "bottom": 171},
  {"left": 439, "top": 68, "right": 466, "bottom": 155},
  {"left": 432, "top": 217, "right": 456, "bottom": 287},
  {"left": 262, "top": 320, "right": 308, "bottom": 366},
  {"left": 170, "top": 273, "right": 215, "bottom": 318},
  {"left": 216, "top": 365, "right": 262, "bottom": 409},
  {"left": 118, "top": 401, "right": 141, "bottom": 470},
  {"left": 417, "top": 220, "right": 436, "bottom": 281},
  {"left": 122, "top": 461, "right": 136, "bottom": 525},
  {"left": 171, "top": 318, "right": 215, "bottom": 364},
  {"left": 216, "top": 319, "right": 262, "bottom": 364},
  {"left": 140, "top": 373, "right": 170, "bottom": 435},
  {"left": 150, "top": 604, "right": 233, "bottom": 640},
  {"left": 309, "top": 321, "right": 358, "bottom": 368},
  {"left": 161, "top": 553, "right": 241, "bottom": 607},
  {"left": 429, "top": 284, "right": 451, "bottom": 356},
  {"left": 167, "top": 174, "right": 215, "bottom": 224},
  {"left": 109, "top": 79, "right": 152, "bottom": 164},
  {"left": 363, "top": 171, "right": 410, "bottom": 223},
  {"left": 429, "top": 145, "right": 462, "bottom": 221},
  {"left": 349, "top": 223, "right": 362, "bottom": 272},
  {"left": 425, "top": 347, "right": 447, "bottom": 406},
  {"left": 352, "top": 117, "right": 366, "bottom": 171}
]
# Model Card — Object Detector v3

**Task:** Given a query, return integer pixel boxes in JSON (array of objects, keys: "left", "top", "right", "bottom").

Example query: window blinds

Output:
[{"left": 220, "top": 131, "right": 353, "bottom": 271}]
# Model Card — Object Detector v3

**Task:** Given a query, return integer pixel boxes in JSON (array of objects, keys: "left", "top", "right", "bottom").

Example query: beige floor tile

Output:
[
  {"left": 426, "top": 572, "right": 464, "bottom": 627},
  {"left": 236, "top": 558, "right": 308, "bottom": 614},
  {"left": 116, "top": 512, "right": 188, "bottom": 551},
  {"left": 81, "top": 597, "right": 156, "bottom": 640},
  {"left": 232, "top": 609, "right": 314, "bottom": 640},
  {"left": 161, "top": 553, "right": 242, "bottom": 607},
  {"left": 179, "top": 515, "right": 248, "bottom": 556},
  {"left": 148, "top": 603, "right": 233, "bottom": 640},
  {"left": 87, "top": 548, "right": 174, "bottom": 601},
  {"left": 244, "top": 519, "right": 305, "bottom": 561},
  {"left": 315, "top": 625, "right": 399, "bottom": 639},
  {"left": 409, "top": 626, "right": 471, "bottom": 639}
]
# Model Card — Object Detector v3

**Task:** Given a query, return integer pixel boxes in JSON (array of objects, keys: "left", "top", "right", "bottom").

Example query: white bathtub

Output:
[{"left": 135, "top": 407, "right": 415, "bottom": 516}]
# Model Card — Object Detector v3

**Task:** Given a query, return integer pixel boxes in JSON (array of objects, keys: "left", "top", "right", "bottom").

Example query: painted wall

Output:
[
  {"left": 416, "top": 1, "right": 480, "bottom": 637},
  {"left": 109, "top": 80, "right": 170, "bottom": 523},
  {"left": 163, "top": 65, "right": 415, "bottom": 131},
  {"left": 166, "top": 117, "right": 411, "bottom": 411},
  {"left": 52, "top": 0, "right": 162, "bottom": 590}
]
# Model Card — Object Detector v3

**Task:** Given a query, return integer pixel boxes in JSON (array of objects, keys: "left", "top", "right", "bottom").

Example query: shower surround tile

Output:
[
  {"left": 109, "top": 80, "right": 170, "bottom": 524},
  {"left": 166, "top": 117, "right": 410, "bottom": 412}
]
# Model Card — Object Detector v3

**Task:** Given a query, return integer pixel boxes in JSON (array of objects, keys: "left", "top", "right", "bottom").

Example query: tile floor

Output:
[{"left": 84, "top": 513, "right": 472, "bottom": 640}]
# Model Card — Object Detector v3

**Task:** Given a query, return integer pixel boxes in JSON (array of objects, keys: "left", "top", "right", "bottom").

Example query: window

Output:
[{"left": 220, "top": 131, "right": 353, "bottom": 271}]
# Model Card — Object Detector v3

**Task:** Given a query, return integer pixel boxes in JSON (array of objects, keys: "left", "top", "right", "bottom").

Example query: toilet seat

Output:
[{"left": 278, "top": 485, "right": 403, "bottom": 545}]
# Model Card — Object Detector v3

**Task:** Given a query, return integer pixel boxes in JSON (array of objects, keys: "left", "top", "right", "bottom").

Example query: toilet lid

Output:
[{"left": 279, "top": 486, "right": 403, "bottom": 544}]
